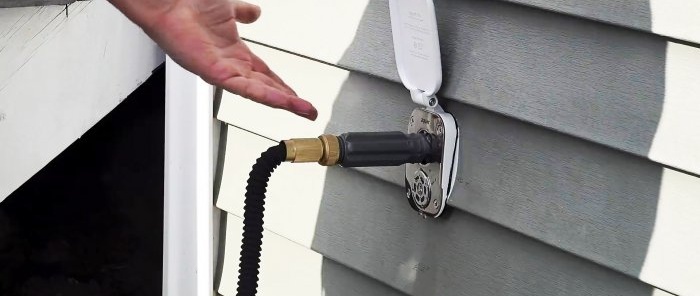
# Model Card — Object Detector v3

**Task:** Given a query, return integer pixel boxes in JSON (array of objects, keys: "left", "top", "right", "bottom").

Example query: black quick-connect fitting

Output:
[
  {"left": 237, "top": 131, "right": 441, "bottom": 296},
  {"left": 338, "top": 131, "right": 441, "bottom": 167}
]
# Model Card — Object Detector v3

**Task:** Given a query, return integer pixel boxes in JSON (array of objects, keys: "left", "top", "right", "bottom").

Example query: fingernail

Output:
[
  {"left": 290, "top": 99, "right": 317, "bottom": 120},
  {"left": 295, "top": 109, "right": 318, "bottom": 121}
]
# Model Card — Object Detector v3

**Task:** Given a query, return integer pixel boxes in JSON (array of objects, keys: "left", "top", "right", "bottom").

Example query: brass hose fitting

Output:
[{"left": 284, "top": 135, "right": 341, "bottom": 166}]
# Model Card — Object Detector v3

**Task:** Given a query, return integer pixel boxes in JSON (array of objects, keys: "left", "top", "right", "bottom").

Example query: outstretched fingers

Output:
[
  {"left": 223, "top": 76, "right": 318, "bottom": 120},
  {"left": 249, "top": 71, "right": 295, "bottom": 96}
]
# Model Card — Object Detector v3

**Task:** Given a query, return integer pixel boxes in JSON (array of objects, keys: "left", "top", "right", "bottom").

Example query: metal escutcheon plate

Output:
[{"left": 405, "top": 107, "right": 458, "bottom": 218}]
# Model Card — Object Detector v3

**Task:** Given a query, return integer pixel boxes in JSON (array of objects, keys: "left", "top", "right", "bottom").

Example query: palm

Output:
[{"left": 145, "top": 0, "right": 317, "bottom": 120}]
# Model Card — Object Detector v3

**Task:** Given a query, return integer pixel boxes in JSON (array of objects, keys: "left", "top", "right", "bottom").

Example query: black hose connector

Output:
[
  {"left": 338, "top": 131, "right": 441, "bottom": 167},
  {"left": 236, "top": 142, "right": 286, "bottom": 296}
]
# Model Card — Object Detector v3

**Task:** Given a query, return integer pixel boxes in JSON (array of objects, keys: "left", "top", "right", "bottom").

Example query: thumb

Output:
[{"left": 232, "top": 0, "right": 261, "bottom": 24}]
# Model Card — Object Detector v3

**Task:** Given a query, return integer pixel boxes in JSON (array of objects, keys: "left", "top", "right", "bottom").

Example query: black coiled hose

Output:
[
  {"left": 235, "top": 132, "right": 440, "bottom": 295},
  {"left": 236, "top": 142, "right": 286, "bottom": 296}
]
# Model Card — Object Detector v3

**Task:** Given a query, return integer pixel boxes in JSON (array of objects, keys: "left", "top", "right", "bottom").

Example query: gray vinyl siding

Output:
[
  {"left": 214, "top": 0, "right": 700, "bottom": 295},
  {"left": 322, "top": 72, "right": 668, "bottom": 279},
  {"left": 334, "top": 0, "right": 679, "bottom": 173},
  {"left": 502, "top": 0, "right": 653, "bottom": 34},
  {"left": 320, "top": 258, "right": 409, "bottom": 296},
  {"left": 311, "top": 165, "right": 662, "bottom": 296}
]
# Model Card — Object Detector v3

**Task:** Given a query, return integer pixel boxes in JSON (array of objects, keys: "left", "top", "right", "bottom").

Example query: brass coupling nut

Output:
[{"left": 284, "top": 135, "right": 341, "bottom": 166}]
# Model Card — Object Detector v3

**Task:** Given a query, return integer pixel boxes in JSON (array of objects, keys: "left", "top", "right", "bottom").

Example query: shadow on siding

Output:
[{"left": 312, "top": 0, "right": 667, "bottom": 294}]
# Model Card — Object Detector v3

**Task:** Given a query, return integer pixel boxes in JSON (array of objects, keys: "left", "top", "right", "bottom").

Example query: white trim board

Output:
[
  {"left": 0, "top": 0, "right": 164, "bottom": 202},
  {"left": 163, "top": 58, "right": 217, "bottom": 296},
  {"left": 0, "top": 0, "right": 76, "bottom": 8},
  {"left": 0, "top": 5, "right": 69, "bottom": 85}
]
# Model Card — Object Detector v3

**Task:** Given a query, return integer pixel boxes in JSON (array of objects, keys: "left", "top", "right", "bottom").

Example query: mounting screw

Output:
[
  {"left": 433, "top": 199, "right": 439, "bottom": 208},
  {"left": 428, "top": 98, "right": 437, "bottom": 106}
]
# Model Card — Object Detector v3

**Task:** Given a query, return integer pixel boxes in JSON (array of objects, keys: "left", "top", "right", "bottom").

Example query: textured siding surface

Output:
[
  {"left": 501, "top": 0, "right": 700, "bottom": 44},
  {"left": 214, "top": 0, "right": 699, "bottom": 295}
]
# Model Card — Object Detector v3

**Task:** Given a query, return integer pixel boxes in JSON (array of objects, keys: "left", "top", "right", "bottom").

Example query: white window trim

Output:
[{"left": 163, "top": 57, "right": 218, "bottom": 296}]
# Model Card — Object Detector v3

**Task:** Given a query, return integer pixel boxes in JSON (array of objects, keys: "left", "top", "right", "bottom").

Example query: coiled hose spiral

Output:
[
  {"left": 236, "top": 142, "right": 286, "bottom": 296},
  {"left": 235, "top": 132, "right": 440, "bottom": 296}
]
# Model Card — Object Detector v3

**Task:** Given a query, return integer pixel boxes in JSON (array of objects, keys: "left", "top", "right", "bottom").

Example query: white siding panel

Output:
[
  {"left": 640, "top": 168, "right": 700, "bottom": 294},
  {"left": 243, "top": 0, "right": 367, "bottom": 65},
  {"left": 218, "top": 214, "right": 407, "bottom": 296},
  {"left": 218, "top": 214, "right": 324, "bottom": 296},
  {"left": 649, "top": 42, "right": 700, "bottom": 174},
  {"left": 650, "top": 0, "right": 700, "bottom": 44}
]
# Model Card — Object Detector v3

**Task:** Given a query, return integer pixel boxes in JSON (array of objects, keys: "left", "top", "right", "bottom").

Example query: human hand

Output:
[{"left": 110, "top": 0, "right": 318, "bottom": 120}]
